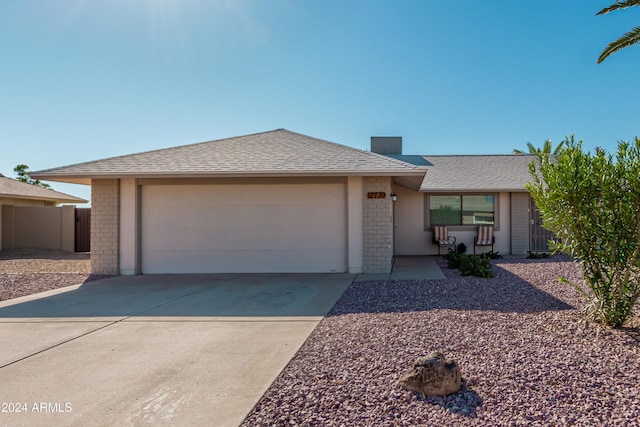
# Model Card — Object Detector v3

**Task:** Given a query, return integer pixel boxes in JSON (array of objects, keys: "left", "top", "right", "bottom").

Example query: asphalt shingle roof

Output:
[
  {"left": 0, "top": 174, "right": 87, "bottom": 203},
  {"left": 418, "top": 155, "right": 537, "bottom": 192},
  {"left": 31, "top": 129, "right": 427, "bottom": 183}
]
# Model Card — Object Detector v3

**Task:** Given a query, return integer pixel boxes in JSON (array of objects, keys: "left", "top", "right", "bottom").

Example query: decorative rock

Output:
[{"left": 398, "top": 351, "right": 461, "bottom": 396}]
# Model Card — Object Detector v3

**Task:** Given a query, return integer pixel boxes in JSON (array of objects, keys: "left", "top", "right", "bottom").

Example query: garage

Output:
[{"left": 140, "top": 182, "right": 347, "bottom": 273}]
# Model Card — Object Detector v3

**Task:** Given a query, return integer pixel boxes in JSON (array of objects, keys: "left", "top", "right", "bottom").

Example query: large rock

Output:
[{"left": 398, "top": 351, "right": 461, "bottom": 396}]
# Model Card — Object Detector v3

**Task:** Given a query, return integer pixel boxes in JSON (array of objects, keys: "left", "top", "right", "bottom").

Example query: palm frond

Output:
[
  {"left": 598, "top": 25, "right": 640, "bottom": 63},
  {"left": 597, "top": 0, "right": 640, "bottom": 16}
]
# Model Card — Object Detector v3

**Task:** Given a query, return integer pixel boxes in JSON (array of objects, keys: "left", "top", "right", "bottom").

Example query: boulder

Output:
[{"left": 398, "top": 351, "right": 461, "bottom": 396}]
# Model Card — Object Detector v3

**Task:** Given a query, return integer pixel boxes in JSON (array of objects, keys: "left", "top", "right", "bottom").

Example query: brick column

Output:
[
  {"left": 363, "top": 176, "right": 393, "bottom": 274},
  {"left": 91, "top": 179, "right": 120, "bottom": 275}
]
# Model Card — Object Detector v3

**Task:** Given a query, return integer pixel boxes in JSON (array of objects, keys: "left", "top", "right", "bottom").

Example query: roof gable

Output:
[{"left": 32, "top": 129, "right": 426, "bottom": 184}]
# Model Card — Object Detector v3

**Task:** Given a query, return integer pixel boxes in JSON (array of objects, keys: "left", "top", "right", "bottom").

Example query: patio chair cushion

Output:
[{"left": 475, "top": 225, "right": 494, "bottom": 246}]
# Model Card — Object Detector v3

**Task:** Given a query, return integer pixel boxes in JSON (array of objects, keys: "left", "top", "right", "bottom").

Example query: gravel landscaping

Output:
[
  {"left": 243, "top": 256, "right": 640, "bottom": 426},
  {"left": 0, "top": 249, "right": 108, "bottom": 301}
]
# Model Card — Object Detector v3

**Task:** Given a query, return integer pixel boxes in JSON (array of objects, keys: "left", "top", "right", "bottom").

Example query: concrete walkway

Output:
[
  {"left": 354, "top": 256, "right": 446, "bottom": 282},
  {"left": 0, "top": 274, "right": 353, "bottom": 427}
]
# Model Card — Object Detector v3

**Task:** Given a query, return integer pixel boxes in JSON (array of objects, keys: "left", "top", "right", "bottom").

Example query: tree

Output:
[
  {"left": 512, "top": 139, "right": 565, "bottom": 155},
  {"left": 527, "top": 135, "right": 640, "bottom": 327},
  {"left": 13, "top": 164, "right": 51, "bottom": 189},
  {"left": 596, "top": 0, "right": 640, "bottom": 63}
]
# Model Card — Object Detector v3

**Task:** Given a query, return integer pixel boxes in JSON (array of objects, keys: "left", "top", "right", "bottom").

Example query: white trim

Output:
[
  {"left": 347, "top": 176, "right": 364, "bottom": 274},
  {"left": 119, "top": 178, "right": 138, "bottom": 275}
]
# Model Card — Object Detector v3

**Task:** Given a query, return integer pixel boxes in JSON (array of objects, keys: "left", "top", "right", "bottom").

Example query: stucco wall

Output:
[
  {"left": 1, "top": 205, "right": 75, "bottom": 252},
  {"left": 363, "top": 176, "right": 393, "bottom": 274},
  {"left": 392, "top": 188, "right": 525, "bottom": 256},
  {"left": 392, "top": 185, "right": 429, "bottom": 255},
  {"left": 92, "top": 179, "right": 120, "bottom": 275},
  {"left": 0, "top": 198, "right": 51, "bottom": 250}
]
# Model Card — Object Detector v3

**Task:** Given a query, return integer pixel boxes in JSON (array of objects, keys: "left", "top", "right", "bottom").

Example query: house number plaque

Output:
[{"left": 367, "top": 192, "right": 386, "bottom": 199}]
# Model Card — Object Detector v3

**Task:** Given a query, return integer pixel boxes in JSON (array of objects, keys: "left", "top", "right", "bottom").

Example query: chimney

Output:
[{"left": 371, "top": 136, "right": 402, "bottom": 155}]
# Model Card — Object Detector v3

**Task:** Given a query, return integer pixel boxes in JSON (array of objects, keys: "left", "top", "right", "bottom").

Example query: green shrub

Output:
[
  {"left": 445, "top": 251, "right": 495, "bottom": 278},
  {"left": 527, "top": 136, "right": 640, "bottom": 327},
  {"left": 485, "top": 251, "right": 503, "bottom": 260},
  {"left": 445, "top": 249, "right": 463, "bottom": 269},
  {"left": 459, "top": 254, "right": 495, "bottom": 278},
  {"left": 527, "top": 252, "right": 550, "bottom": 259}
]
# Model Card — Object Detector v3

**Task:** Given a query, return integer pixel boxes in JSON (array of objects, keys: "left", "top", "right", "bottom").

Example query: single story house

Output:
[
  {"left": 31, "top": 129, "right": 549, "bottom": 275},
  {"left": 0, "top": 174, "right": 88, "bottom": 251}
]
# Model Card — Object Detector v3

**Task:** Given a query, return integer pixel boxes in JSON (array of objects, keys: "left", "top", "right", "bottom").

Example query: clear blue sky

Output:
[{"left": 2, "top": 1, "right": 639, "bottom": 204}]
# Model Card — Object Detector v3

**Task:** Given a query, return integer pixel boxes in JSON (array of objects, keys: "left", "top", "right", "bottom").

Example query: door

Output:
[
  {"left": 529, "top": 199, "right": 554, "bottom": 252},
  {"left": 75, "top": 208, "right": 91, "bottom": 252}
]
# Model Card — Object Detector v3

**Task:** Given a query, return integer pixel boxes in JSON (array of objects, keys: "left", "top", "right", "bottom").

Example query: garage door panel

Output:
[
  {"left": 142, "top": 225, "right": 343, "bottom": 252},
  {"left": 143, "top": 184, "right": 342, "bottom": 207},
  {"left": 142, "top": 249, "right": 346, "bottom": 273},
  {"left": 142, "top": 205, "right": 342, "bottom": 229},
  {"left": 141, "top": 184, "right": 347, "bottom": 273}
]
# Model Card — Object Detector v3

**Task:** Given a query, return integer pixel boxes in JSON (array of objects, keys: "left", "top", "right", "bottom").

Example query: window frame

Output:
[{"left": 424, "top": 193, "right": 499, "bottom": 231}]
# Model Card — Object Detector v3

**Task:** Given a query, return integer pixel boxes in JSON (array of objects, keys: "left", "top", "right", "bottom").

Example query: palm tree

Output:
[
  {"left": 597, "top": 0, "right": 640, "bottom": 63},
  {"left": 512, "top": 140, "right": 565, "bottom": 155}
]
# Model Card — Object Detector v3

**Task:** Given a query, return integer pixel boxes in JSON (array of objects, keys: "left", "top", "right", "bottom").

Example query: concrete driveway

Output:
[{"left": 0, "top": 273, "right": 353, "bottom": 427}]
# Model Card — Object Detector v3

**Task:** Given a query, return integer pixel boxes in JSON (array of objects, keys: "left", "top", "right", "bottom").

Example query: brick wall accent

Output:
[
  {"left": 363, "top": 176, "right": 393, "bottom": 273},
  {"left": 510, "top": 192, "right": 530, "bottom": 255},
  {"left": 91, "top": 179, "right": 120, "bottom": 275}
]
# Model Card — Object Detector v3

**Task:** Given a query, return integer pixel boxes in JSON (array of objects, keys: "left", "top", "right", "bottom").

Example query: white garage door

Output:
[{"left": 140, "top": 183, "right": 347, "bottom": 273}]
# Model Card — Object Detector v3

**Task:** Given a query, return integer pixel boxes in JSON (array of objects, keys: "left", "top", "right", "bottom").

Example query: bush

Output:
[
  {"left": 445, "top": 250, "right": 495, "bottom": 278},
  {"left": 459, "top": 254, "right": 495, "bottom": 278},
  {"left": 445, "top": 249, "right": 463, "bottom": 269},
  {"left": 527, "top": 136, "right": 640, "bottom": 327},
  {"left": 527, "top": 252, "right": 550, "bottom": 260}
]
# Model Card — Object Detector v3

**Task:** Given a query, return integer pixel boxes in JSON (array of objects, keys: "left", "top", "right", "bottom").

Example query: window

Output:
[{"left": 429, "top": 194, "right": 495, "bottom": 226}]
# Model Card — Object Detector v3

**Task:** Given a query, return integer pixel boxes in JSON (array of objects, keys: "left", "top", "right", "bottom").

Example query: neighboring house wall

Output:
[
  {"left": 0, "top": 198, "right": 54, "bottom": 250},
  {"left": 92, "top": 179, "right": 120, "bottom": 275},
  {"left": 0, "top": 197, "right": 54, "bottom": 207},
  {"left": 510, "top": 192, "right": 530, "bottom": 255},
  {"left": 392, "top": 187, "right": 529, "bottom": 255},
  {"left": 363, "top": 176, "right": 393, "bottom": 274},
  {"left": 1, "top": 205, "right": 75, "bottom": 252}
]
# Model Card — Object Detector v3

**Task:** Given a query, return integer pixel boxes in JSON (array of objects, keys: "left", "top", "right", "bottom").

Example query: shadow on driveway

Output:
[{"left": 0, "top": 273, "right": 355, "bottom": 319}]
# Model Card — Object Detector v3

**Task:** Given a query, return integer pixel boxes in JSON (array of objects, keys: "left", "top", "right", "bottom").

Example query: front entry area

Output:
[{"left": 140, "top": 182, "right": 347, "bottom": 273}]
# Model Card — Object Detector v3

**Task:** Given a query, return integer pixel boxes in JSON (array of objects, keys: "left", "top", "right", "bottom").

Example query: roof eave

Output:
[
  {"left": 420, "top": 187, "right": 531, "bottom": 193},
  {"left": 32, "top": 169, "right": 427, "bottom": 183},
  {"left": 0, "top": 193, "right": 88, "bottom": 203}
]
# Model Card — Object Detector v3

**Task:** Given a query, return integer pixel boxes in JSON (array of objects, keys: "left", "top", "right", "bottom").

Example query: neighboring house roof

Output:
[
  {"left": 391, "top": 154, "right": 537, "bottom": 192},
  {"left": 31, "top": 129, "right": 427, "bottom": 185},
  {"left": 0, "top": 174, "right": 87, "bottom": 204}
]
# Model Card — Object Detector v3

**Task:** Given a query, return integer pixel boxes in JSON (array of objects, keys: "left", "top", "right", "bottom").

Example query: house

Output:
[
  {"left": 31, "top": 129, "right": 546, "bottom": 275},
  {"left": 0, "top": 174, "right": 88, "bottom": 251}
]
